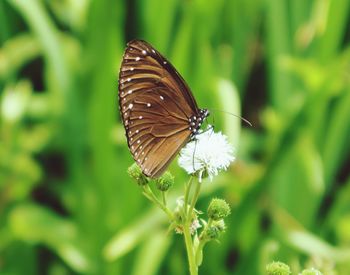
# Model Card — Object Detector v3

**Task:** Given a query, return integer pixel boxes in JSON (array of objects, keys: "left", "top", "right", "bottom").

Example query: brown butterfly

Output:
[{"left": 118, "top": 40, "right": 209, "bottom": 178}]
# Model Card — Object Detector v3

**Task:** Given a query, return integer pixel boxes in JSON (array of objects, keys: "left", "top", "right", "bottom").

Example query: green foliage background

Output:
[{"left": 1, "top": 0, "right": 350, "bottom": 274}]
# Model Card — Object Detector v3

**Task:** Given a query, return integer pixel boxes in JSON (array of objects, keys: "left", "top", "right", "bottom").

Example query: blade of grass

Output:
[{"left": 131, "top": 230, "right": 172, "bottom": 275}]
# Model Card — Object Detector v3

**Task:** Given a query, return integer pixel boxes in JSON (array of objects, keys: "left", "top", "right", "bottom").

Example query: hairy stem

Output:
[{"left": 183, "top": 222, "right": 198, "bottom": 275}]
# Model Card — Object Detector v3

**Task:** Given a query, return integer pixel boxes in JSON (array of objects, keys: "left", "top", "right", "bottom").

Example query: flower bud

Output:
[
  {"left": 207, "top": 198, "right": 231, "bottom": 221},
  {"left": 204, "top": 220, "right": 226, "bottom": 240},
  {"left": 300, "top": 268, "right": 323, "bottom": 275},
  {"left": 266, "top": 261, "right": 291, "bottom": 275},
  {"left": 127, "top": 163, "right": 148, "bottom": 186},
  {"left": 155, "top": 171, "right": 174, "bottom": 191}
]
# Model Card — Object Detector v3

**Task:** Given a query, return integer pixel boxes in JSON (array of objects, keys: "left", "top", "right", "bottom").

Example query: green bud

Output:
[
  {"left": 207, "top": 198, "right": 231, "bottom": 221},
  {"left": 127, "top": 163, "right": 148, "bottom": 186},
  {"left": 155, "top": 171, "right": 174, "bottom": 191},
  {"left": 300, "top": 268, "right": 323, "bottom": 275},
  {"left": 203, "top": 220, "right": 226, "bottom": 240},
  {"left": 266, "top": 261, "right": 291, "bottom": 275}
]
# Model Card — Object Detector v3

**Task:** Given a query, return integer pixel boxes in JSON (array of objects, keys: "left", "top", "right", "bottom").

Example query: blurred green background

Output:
[{"left": 1, "top": 0, "right": 350, "bottom": 274}]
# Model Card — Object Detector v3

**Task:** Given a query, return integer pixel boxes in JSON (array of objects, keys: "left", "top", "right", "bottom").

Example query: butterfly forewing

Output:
[{"left": 118, "top": 39, "right": 203, "bottom": 178}]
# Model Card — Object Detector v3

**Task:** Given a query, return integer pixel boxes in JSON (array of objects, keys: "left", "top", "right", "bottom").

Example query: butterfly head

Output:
[{"left": 189, "top": 109, "right": 210, "bottom": 138}]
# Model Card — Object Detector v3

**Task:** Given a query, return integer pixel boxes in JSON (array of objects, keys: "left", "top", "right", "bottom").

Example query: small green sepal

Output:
[
  {"left": 266, "top": 261, "right": 291, "bottom": 275},
  {"left": 127, "top": 163, "right": 149, "bottom": 186},
  {"left": 207, "top": 198, "right": 231, "bottom": 221},
  {"left": 155, "top": 171, "right": 174, "bottom": 191}
]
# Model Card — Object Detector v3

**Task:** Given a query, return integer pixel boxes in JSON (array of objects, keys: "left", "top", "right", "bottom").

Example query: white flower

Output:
[
  {"left": 178, "top": 126, "right": 235, "bottom": 181},
  {"left": 175, "top": 196, "right": 184, "bottom": 209},
  {"left": 190, "top": 218, "right": 201, "bottom": 235},
  {"left": 173, "top": 196, "right": 202, "bottom": 235}
]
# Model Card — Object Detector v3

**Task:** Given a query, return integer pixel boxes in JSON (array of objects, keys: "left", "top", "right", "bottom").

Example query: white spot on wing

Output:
[
  {"left": 135, "top": 57, "right": 140, "bottom": 61},
  {"left": 139, "top": 116, "right": 143, "bottom": 119},
  {"left": 147, "top": 103, "right": 151, "bottom": 107},
  {"left": 142, "top": 50, "right": 147, "bottom": 55},
  {"left": 128, "top": 103, "right": 133, "bottom": 109},
  {"left": 160, "top": 96, "right": 164, "bottom": 100}
]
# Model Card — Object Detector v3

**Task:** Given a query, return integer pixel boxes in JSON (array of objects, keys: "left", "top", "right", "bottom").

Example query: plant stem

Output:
[
  {"left": 183, "top": 176, "right": 193, "bottom": 217},
  {"left": 183, "top": 222, "right": 198, "bottom": 275},
  {"left": 195, "top": 218, "right": 212, "bottom": 266},
  {"left": 162, "top": 191, "right": 167, "bottom": 206},
  {"left": 195, "top": 239, "right": 207, "bottom": 267},
  {"left": 182, "top": 177, "right": 201, "bottom": 274},
  {"left": 188, "top": 179, "right": 201, "bottom": 219},
  {"left": 142, "top": 186, "right": 174, "bottom": 220}
]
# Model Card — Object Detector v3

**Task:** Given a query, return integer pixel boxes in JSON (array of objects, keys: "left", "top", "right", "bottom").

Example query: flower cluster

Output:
[{"left": 178, "top": 126, "right": 235, "bottom": 181}]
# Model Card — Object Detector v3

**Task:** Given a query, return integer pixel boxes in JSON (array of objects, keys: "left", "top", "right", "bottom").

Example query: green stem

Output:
[
  {"left": 187, "top": 179, "right": 201, "bottom": 220},
  {"left": 183, "top": 222, "right": 198, "bottom": 275},
  {"left": 195, "top": 218, "right": 212, "bottom": 266},
  {"left": 195, "top": 239, "right": 207, "bottom": 267},
  {"left": 142, "top": 186, "right": 174, "bottom": 220},
  {"left": 183, "top": 176, "right": 193, "bottom": 217},
  {"left": 162, "top": 191, "right": 167, "bottom": 206}
]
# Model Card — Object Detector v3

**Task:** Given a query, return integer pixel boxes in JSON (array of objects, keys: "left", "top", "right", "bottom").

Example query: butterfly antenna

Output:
[{"left": 208, "top": 109, "right": 252, "bottom": 127}]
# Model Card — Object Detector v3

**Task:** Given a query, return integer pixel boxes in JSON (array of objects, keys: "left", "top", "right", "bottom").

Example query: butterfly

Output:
[{"left": 118, "top": 39, "right": 209, "bottom": 178}]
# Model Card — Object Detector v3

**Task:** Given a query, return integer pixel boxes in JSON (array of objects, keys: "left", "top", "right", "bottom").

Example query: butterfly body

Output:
[{"left": 118, "top": 40, "right": 208, "bottom": 178}]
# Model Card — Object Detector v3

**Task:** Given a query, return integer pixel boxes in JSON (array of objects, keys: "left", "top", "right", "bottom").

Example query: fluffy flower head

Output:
[{"left": 178, "top": 126, "right": 235, "bottom": 181}]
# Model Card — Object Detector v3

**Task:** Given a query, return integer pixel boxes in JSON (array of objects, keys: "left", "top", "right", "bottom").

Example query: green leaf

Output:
[
  {"left": 131, "top": 230, "right": 172, "bottom": 275},
  {"left": 285, "top": 230, "right": 350, "bottom": 262},
  {"left": 103, "top": 209, "right": 164, "bottom": 261},
  {"left": 216, "top": 78, "right": 241, "bottom": 148},
  {"left": 9, "top": 203, "right": 90, "bottom": 272}
]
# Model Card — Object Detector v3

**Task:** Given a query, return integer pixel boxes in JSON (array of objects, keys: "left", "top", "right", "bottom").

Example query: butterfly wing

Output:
[{"left": 118, "top": 40, "right": 200, "bottom": 178}]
